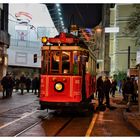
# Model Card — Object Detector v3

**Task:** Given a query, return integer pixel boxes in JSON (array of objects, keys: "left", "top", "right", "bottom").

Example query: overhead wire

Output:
[{"left": 74, "top": 5, "right": 85, "bottom": 27}]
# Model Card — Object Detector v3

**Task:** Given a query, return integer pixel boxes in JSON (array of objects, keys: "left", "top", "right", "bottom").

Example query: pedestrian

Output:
[
  {"left": 110, "top": 79, "right": 117, "bottom": 97},
  {"left": 132, "top": 79, "right": 138, "bottom": 103},
  {"left": 118, "top": 80, "right": 122, "bottom": 93},
  {"left": 15, "top": 77, "right": 20, "bottom": 92},
  {"left": 26, "top": 76, "right": 31, "bottom": 93},
  {"left": 8, "top": 74, "right": 15, "bottom": 97},
  {"left": 1, "top": 73, "right": 9, "bottom": 98},
  {"left": 124, "top": 77, "right": 134, "bottom": 112},
  {"left": 32, "top": 77, "right": 38, "bottom": 95},
  {"left": 19, "top": 74, "right": 26, "bottom": 95},
  {"left": 96, "top": 76, "right": 104, "bottom": 107},
  {"left": 103, "top": 76, "right": 111, "bottom": 108},
  {"left": 122, "top": 79, "right": 126, "bottom": 101}
]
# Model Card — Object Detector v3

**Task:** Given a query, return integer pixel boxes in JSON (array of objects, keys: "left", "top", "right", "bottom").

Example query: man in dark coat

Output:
[
  {"left": 1, "top": 74, "right": 9, "bottom": 98},
  {"left": 32, "top": 77, "right": 38, "bottom": 95},
  {"left": 110, "top": 79, "right": 117, "bottom": 97},
  {"left": 1, "top": 73, "right": 15, "bottom": 98},
  {"left": 103, "top": 76, "right": 111, "bottom": 108},
  {"left": 124, "top": 77, "right": 134, "bottom": 112},
  {"left": 7, "top": 74, "right": 15, "bottom": 97},
  {"left": 20, "top": 74, "right": 26, "bottom": 95},
  {"left": 26, "top": 76, "right": 31, "bottom": 92},
  {"left": 15, "top": 77, "right": 20, "bottom": 91},
  {"left": 96, "top": 76, "right": 104, "bottom": 107}
]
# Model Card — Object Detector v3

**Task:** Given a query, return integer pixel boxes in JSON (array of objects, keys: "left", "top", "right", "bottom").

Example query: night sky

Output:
[
  {"left": 47, "top": 4, "right": 103, "bottom": 29},
  {"left": 61, "top": 4, "right": 103, "bottom": 28}
]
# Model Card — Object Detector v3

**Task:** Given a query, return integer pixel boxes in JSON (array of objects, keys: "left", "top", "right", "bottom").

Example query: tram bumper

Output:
[{"left": 39, "top": 100, "right": 94, "bottom": 110}]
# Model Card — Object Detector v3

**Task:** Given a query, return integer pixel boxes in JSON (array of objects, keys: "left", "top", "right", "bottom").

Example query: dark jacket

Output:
[
  {"left": 97, "top": 76, "right": 103, "bottom": 91},
  {"left": 1, "top": 76, "right": 8, "bottom": 88},
  {"left": 103, "top": 79, "right": 111, "bottom": 94},
  {"left": 124, "top": 80, "right": 134, "bottom": 94}
]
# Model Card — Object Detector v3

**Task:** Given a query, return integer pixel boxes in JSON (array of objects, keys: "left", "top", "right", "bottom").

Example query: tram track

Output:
[
  {"left": 0, "top": 108, "right": 52, "bottom": 136},
  {"left": 12, "top": 109, "right": 94, "bottom": 136},
  {"left": 0, "top": 102, "right": 39, "bottom": 117},
  {"left": 15, "top": 116, "right": 74, "bottom": 137},
  {"left": 54, "top": 117, "right": 74, "bottom": 136},
  {"left": 0, "top": 101, "right": 40, "bottom": 129},
  {"left": 14, "top": 114, "right": 50, "bottom": 137},
  {"left": 0, "top": 110, "right": 38, "bottom": 129}
]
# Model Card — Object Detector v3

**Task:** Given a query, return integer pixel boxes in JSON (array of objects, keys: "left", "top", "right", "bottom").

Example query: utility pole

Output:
[{"left": 128, "top": 46, "right": 130, "bottom": 69}]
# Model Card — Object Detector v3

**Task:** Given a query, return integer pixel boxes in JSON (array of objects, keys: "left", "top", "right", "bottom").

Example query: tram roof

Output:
[{"left": 41, "top": 46, "right": 88, "bottom": 51}]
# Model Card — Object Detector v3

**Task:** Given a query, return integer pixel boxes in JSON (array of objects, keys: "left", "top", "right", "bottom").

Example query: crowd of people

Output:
[
  {"left": 0, "top": 72, "right": 138, "bottom": 112},
  {"left": 96, "top": 75, "right": 138, "bottom": 112},
  {"left": 0, "top": 73, "right": 40, "bottom": 99}
]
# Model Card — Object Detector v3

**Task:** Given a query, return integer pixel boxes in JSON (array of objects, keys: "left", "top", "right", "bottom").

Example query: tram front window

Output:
[
  {"left": 51, "top": 51, "right": 60, "bottom": 73},
  {"left": 50, "top": 51, "right": 71, "bottom": 74},
  {"left": 62, "top": 51, "right": 70, "bottom": 74}
]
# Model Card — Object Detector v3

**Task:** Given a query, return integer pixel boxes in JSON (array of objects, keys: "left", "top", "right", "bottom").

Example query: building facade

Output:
[
  {"left": 109, "top": 4, "right": 137, "bottom": 75},
  {"left": 8, "top": 4, "right": 58, "bottom": 78},
  {"left": 0, "top": 4, "right": 10, "bottom": 90}
]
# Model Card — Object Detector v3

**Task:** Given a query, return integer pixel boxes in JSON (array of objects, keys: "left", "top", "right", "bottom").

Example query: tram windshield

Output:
[{"left": 41, "top": 50, "right": 81, "bottom": 75}]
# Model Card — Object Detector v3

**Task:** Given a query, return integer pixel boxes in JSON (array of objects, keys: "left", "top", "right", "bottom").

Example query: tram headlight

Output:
[
  {"left": 41, "top": 37, "right": 48, "bottom": 45},
  {"left": 54, "top": 82, "right": 64, "bottom": 92}
]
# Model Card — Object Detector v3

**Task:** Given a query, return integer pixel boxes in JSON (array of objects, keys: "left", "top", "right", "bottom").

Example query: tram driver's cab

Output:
[
  {"left": 51, "top": 51, "right": 71, "bottom": 74},
  {"left": 41, "top": 49, "right": 89, "bottom": 75}
]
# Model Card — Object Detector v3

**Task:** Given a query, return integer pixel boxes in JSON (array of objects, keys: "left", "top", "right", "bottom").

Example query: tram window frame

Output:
[
  {"left": 41, "top": 50, "right": 48, "bottom": 74},
  {"left": 49, "top": 50, "right": 72, "bottom": 75},
  {"left": 73, "top": 51, "right": 81, "bottom": 75},
  {"left": 42, "top": 50, "right": 86, "bottom": 76},
  {"left": 50, "top": 51, "right": 60, "bottom": 74},
  {"left": 62, "top": 51, "right": 71, "bottom": 74}
]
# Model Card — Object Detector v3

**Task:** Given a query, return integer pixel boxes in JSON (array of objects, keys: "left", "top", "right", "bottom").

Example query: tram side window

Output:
[
  {"left": 41, "top": 51, "right": 48, "bottom": 74},
  {"left": 51, "top": 51, "right": 60, "bottom": 73},
  {"left": 73, "top": 51, "right": 79, "bottom": 75},
  {"left": 62, "top": 51, "right": 70, "bottom": 74}
]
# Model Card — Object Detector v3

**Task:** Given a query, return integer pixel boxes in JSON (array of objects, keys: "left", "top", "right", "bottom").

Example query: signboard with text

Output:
[{"left": 105, "top": 27, "right": 119, "bottom": 33}]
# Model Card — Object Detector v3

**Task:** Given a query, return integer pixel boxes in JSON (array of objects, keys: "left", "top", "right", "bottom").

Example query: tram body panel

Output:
[
  {"left": 40, "top": 75, "right": 82, "bottom": 102},
  {"left": 85, "top": 73, "right": 90, "bottom": 98}
]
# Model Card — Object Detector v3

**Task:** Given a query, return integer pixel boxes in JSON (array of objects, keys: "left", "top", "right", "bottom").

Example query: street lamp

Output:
[{"left": 96, "top": 27, "right": 102, "bottom": 33}]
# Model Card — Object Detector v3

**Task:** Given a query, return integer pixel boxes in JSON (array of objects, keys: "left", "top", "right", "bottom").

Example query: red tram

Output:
[{"left": 40, "top": 32, "right": 96, "bottom": 110}]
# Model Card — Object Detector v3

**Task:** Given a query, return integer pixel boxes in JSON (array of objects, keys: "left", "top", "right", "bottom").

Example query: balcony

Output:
[{"left": 10, "top": 38, "right": 41, "bottom": 48}]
